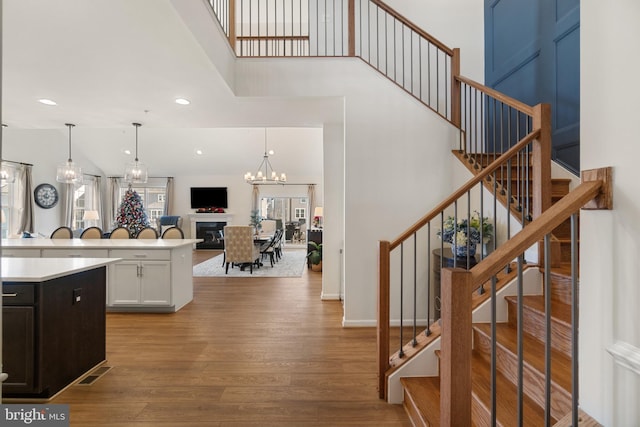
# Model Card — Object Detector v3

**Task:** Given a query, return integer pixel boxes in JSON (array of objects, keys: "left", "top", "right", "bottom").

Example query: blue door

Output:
[{"left": 485, "top": 0, "right": 580, "bottom": 174}]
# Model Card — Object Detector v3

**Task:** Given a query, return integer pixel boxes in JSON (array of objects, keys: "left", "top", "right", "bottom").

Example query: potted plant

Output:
[
  {"left": 437, "top": 211, "right": 493, "bottom": 257},
  {"left": 307, "top": 241, "right": 323, "bottom": 272},
  {"left": 249, "top": 209, "right": 262, "bottom": 235}
]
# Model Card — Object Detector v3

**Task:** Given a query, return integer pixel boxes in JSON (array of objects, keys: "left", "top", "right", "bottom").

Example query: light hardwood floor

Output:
[{"left": 51, "top": 250, "right": 410, "bottom": 426}]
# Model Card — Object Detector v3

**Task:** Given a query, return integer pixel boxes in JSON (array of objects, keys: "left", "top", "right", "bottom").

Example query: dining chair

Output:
[
  {"left": 109, "top": 227, "right": 131, "bottom": 239},
  {"left": 161, "top": 226, "right": 184, "bottom": 239},
  {"left": 137, "top": 227, "right": 158, "bottom": 239},
  {"left": 80, "top": 226, "right": 103, "bottom": 239},
  {"left": 223, "top": 225, "right": 260, "bottom": 274},
  {"left": 50, "top": 226, "right": 73, "bottom": 239}
]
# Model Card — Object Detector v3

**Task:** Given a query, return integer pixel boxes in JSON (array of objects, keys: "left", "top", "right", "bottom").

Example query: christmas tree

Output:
[{"left": 116, "top": 187, "right": 151, "bottom": 237}]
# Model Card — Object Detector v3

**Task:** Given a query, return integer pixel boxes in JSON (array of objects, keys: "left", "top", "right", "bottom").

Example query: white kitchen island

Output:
[{"left": 1, "top": 238, "right": 201, "bottom": 313}]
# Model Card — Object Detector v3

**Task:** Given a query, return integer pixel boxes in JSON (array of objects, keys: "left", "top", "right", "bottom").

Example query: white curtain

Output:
[
  {"left": 164, "top": 177, "right": 174, "bottom": 215},
  {"left": 92, "top": 176, "right": 104, "bottom": 230},
  {"left": 106, "top": 177, "right": 120, "bottom": 230},
  {"left": 61, "top": 183, "right": 75, "bottom": 228},
  {"left": 252, "top": 184, "right": 260, "bottom": 213},
  {"left": 307, "top": 184, "right": 316, "bottom": 224},
  {"left": 8, "top": 164, "right": 35, "bottom": 235}
]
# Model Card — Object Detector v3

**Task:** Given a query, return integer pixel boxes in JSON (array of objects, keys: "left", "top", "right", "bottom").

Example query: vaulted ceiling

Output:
[{"left": 2, "top": 0, "right": 335, "bottom": 177}]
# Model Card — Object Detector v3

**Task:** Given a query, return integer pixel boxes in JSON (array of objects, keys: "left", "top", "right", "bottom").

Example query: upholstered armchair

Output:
[{"left": 223, "top": 225, "right": 260, "bottom": 274}]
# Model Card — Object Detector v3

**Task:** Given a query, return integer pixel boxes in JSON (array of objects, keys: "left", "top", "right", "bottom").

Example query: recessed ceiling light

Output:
[
  {"left": 123, "top": 149, "right": 132, "bottom": 155},
  {"left": 175, "top": 98, "right": 190, "bottom": 105},
  {"left": 268, "top": 149, "right": 275, "bottom": 156},
  {"left": 195, "top": 149, "right": 203, "bottom": 155},
  {"left": 38, "top": 99, "right": 57, "bottom": 106}
]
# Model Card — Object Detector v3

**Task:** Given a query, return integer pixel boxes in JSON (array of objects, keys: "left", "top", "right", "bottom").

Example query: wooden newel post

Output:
[
  {"left": 377, "top": 240, "right": 391, "bottom": 400},
  {"left": 440, "top": 267, "right": 472, "bottom": 426},
  {"left": 450, "top": 48, "right": 461, "bottom": 128}
]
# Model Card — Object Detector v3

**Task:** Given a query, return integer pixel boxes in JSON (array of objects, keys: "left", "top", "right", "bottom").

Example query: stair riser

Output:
[
  {"left": 473, "top": 330, "right": 572, "bottom": 420},
  {"left": 547, "top": 274, "right": 576, "bottom": 306},
  {"left": 506, "top": 301, "right": 573, "bottom": 358}
]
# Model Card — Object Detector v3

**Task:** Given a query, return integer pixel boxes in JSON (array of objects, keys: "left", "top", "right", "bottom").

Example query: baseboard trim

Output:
[{"left": 607, "top": 341, "right": 640, "bottom": 376}]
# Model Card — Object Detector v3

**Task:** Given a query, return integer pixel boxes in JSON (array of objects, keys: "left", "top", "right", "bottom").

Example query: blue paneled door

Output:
[{"left": 485, "top": 0, "right": 580, "bottom": 174}]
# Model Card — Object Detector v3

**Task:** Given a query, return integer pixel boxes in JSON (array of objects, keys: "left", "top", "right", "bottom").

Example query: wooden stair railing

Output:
[
  {"left": 378, "top": 122, "right": 549, "bottom": 400},
  {"left": 439, "top": 167, "right": 612, "bottom": 426}
]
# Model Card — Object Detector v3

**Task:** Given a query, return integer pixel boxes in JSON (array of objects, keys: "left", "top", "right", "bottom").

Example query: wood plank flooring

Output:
[{"left": 50, "top": 250, "right": 410, "bottom": 426}]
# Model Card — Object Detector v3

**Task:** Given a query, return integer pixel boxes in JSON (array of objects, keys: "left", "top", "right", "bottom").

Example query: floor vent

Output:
[{"left": 76, "top": 366, "right": 112, "bottom": 386}]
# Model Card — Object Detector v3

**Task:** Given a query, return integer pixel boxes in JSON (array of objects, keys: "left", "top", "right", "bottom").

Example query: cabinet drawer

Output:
[
  {"left": 1, "top": 249, "right": 41, "bottom": 258},
  {"left": 41, "top": 249, "right": 110, "bottom": 258},
  {"left": 109, "top": 249, "right": 170, "bottom": 261},
  {"left": 2, "top": 284, "right": 35, "bottom": 305}
]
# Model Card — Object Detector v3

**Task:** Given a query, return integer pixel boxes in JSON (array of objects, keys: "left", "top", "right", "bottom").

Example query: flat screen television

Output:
[{"left": 190, "top": 187, "right": 228, "bottom": 209}]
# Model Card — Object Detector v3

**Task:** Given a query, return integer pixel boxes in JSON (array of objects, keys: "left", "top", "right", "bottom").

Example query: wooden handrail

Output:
[
  {"left": 455, "top": 75, "right": 535, "bottom": 116},
  {"left": 440, "top": 170, "right": 611, "bottom": 425},
  {"left": 368, "top": 0, "right": 454, "bottom": 56},
  {"left": 469, "top": 181, "right": 602, "bottom": 287},
  {"left": 389, "top": 129, "right": 540, "bottom": 250},
  {"left": 236, "top": 35, "right": 310, "bottom": 41}
]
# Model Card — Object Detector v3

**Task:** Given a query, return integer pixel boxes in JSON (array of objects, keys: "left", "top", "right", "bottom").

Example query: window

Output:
[
  {"left": 72, "top": 176, "right": 99, "bottom": 230},
  {"left": 118, "top": 185, "right": 166, "bottom": 230},
  {"left": 294, "top": 208, "right": 306, "bottom": 219}
]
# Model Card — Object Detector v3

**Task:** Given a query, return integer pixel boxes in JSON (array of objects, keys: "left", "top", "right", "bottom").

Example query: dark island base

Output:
[{"left": 2, "top": 268, "right": 106, "bottom": 399}]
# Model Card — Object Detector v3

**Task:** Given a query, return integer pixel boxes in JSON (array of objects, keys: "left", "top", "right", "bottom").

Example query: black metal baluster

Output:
[
  {"left": 399, "top": 242, "right": 405, "bottom": 358},
  {"left": 426, "top": 222, "right": 432, "bottom": 337},
  {"left": 412, "top": 232, "right": 418, "bottom": 346}
]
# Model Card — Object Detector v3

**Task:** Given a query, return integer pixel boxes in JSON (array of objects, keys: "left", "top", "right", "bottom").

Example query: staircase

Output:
[{"left": 399, "top": 160, "right": 580, "bottom": 426}]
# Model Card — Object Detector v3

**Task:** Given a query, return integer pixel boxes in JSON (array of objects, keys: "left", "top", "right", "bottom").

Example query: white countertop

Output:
[
  {"left": 1, "top": 257, "right": 121, "bottom": 282},
  {"left": 1, "top": 238, "right": 201, "bottom": 250}
]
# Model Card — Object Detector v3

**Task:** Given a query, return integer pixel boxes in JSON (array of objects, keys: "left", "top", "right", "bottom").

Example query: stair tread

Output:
[
  {"left": 473, "top": 322, "right": 572, "bottom": 393},
  {"left": 401, "top": 376, "right": 440, "bottom": 426},
  {"left": 471, "top": 351, "right": 549, "bottom": 425},
  {"left": 504, "top": 295, "right": 572, "bottom": 325}
]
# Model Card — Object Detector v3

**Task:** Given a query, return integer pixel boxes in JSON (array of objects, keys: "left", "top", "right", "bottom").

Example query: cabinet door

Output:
[
  {"left": 2, "top": 306, "right": 35, "bottom": 393},
  {"left": 108, "top": 261, "right": 141, "bottom": 305},
  {"left": 139, "top": 261, "right": 171, "bottom": 305}
]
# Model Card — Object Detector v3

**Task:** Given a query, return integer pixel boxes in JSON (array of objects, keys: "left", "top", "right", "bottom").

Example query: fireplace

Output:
[
  {"left": 188, "top": 213, "right": 234, "bottom": 250},
  {"left": 195, "top": 222, "right": 225, "bottom": 249}
]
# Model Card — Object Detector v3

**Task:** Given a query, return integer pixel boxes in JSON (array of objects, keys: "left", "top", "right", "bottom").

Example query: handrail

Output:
[
  {"left": 469, "top": 181, "right": 601, "bottom": 288},
  {"left": 389, "top": 130, "right": 540, "bottom": 250},
  {"left": 455, "top": 75, "right": 535, "bottom": 116},
  {"left": 439, "top": 172, "right": 610, "bottom": 425}
]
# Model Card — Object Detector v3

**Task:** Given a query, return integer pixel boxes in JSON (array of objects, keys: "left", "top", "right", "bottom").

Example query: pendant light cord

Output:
[
  {"left": 65, "top": 123, "right": 75, "bottom": 162},
  {"left": 132, "top": 122, "right": 141, "bottom": 162}
]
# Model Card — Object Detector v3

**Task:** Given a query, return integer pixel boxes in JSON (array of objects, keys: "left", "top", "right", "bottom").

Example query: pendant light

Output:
[
  {"left": 244, "top": 128, "right": 287, "bottom": 184},
  {"left": 56, "top": 123, "right": 83, "bottom": 184},
  {"left": 123, "top": 122, "right": 148, "bottom": 184}
]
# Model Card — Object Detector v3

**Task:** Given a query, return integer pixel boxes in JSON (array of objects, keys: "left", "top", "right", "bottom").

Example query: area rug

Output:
[{"left": 193, "top": 248, "right": 307, "bottom": 278}]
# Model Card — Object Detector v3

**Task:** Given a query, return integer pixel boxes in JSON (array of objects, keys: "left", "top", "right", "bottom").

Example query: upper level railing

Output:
[{"left": 208, "top": 0, "right": 457, "bottom": 120}]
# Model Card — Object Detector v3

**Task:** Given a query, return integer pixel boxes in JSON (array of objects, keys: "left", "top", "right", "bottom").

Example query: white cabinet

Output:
[
  {"left": 1, "top": 239, "right": 198, "bottom": 312},
  {"left": 108, "top": 250, "right": 171, "bottom": 307}
]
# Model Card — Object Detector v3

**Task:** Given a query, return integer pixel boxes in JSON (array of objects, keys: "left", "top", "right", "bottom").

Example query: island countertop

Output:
[
  {"left": 1, "top": 238, "right": 201, "bottom": 250},
  {"left": 1, "top": 257, "right": 121, "bottom": 282}
]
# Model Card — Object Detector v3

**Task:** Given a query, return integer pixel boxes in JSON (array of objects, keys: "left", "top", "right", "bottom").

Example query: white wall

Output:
[
  {"left": 3, "top": 128, "right": 104, "bottom": 236},
  {"left": 235, "top": 56, "right": 461, "bottom": 325},
  {"left": 581, "top": 2, "right": 640, "bottom": 425},
  {"left": 384, "top": 0, "right": 484, "bottom": 83}
]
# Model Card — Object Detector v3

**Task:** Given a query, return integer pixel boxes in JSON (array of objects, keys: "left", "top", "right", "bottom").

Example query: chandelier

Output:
[
  {"left": 123, "top": 122, "right": 148, "bottom": 184},
  {"left": 244, "top": 129, "right": 287, "bottom": 184},
  {"left": 56, "top": 123, "right": 83, "bottom": 184}
]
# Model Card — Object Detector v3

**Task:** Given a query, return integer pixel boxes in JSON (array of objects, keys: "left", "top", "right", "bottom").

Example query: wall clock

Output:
[{"left": 34, "top": 183, "right": 59, "bottom": 209}]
